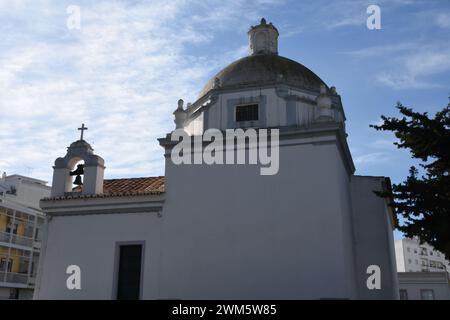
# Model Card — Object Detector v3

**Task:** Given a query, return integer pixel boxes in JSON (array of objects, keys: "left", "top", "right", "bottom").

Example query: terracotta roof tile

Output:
[
  {"left": 101, "top": 176, "right": 165, "bottom": 193},
  {"left": 42, "top": 176, "right": 165, "bottom": 201}
]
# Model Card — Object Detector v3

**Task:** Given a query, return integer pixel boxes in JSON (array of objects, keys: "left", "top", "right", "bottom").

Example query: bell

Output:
[
  {"left": 70, "top": 164, "right": 84, "bottom": 176},
  {"left": 73, "top": 175, "right": 83, "bottom": 186}
]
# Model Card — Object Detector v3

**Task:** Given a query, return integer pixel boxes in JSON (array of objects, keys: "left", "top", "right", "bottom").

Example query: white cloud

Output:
[
  {"left": 0, "top": 0, "right": 281, "bottom": 182},
  {"left": 354, "top": 152, "right": 389, "bottom": 165},
  {"left": 346, "top": 40, "right": 450, "bottom": 89},
  {"left": 376, "top": 73, "right": 439, "bottom": 89},
  {"left": 340, "top": 4, "right": 450, "bottom": 90},
  {"left": 300, "top": 0, "right": 417, "bottom": 30},
  {"left": 377, "top": 47, "right": 450, "bottom": 89},
  {"left": 345, "top": 42, "right": 416, "bottom": 58},
  {"left": 371, "top": 139, "right": 397, "bottom": 150},
  {"left": 405, "top": 50, "right": 450, "bottom": 77}
]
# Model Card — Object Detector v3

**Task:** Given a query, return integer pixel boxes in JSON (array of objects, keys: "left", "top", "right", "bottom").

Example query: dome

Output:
[
  {"left": 198, "top": 18, "right": 327, "bottom": 99},
  {"left": 199, "top": 54, "right": 327, "bottom": 99}
]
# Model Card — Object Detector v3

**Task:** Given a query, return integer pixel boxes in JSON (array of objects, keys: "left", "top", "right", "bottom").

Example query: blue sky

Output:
[{"left": 0, "top": 1, "right": 449, "bottom": 238}]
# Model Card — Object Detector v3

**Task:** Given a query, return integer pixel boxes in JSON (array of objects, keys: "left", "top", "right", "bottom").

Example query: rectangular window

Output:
[
  {"left": 236, "top": 104, "right": 258, "bottom": 122},
  {"left": 116, "top": 244, "right": 143, "bottom": 300},
  {"left": 5, "top": 223, "right": 18, "bottom": 235},
  {"left": 0, "top": 258, "right": 13, "bottom": 272},
  {"left": 399, "top": 289, "right": 408, "bottom": 300},
  {"left": 420, "top": 289, "right": 435, "bottom": 300}
]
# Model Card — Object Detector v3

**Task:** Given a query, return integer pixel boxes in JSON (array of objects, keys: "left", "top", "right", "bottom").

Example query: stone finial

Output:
[
  {"left": 248, "top": 18, "right": 279, "bottom": 56},
  {"left": 317, "top": 85, "right": 332, "bottom": 108},
  {"left": 1, "top": 172, "right": 6, "bottom": 181},
  {"left": 315, "top": 84, "right": 334, "bottom": 122},
  {"left": 213, "top": 77, "right": 221, "bottom": 89},
  {"left": 319, "top": 85, "right": 327, "bottom": 95},
  {"left": 174, "top": 99, "right": 187, "bottom": 129},
  {"left": 330, "top": 86, "right": 337, "bottom": 95},
  {"left": 177, "top": 99, "right": 184, "bottom": 110}
]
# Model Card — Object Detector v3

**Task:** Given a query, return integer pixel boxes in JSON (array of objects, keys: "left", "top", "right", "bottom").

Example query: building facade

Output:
[
  {"left": 398, "top": 272, "right": 450, "bottom": 300},
  {"left": 395, "top": 238, "right": 450, "bottom": 273},
  {"left": 0, "top": 173, "right": 50, "bottom": 299},
  {"left": 36, "top": 19, "right": 399, "bottom": 300}
]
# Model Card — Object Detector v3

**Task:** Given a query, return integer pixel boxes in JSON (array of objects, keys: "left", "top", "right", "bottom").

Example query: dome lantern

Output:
[{"left": 248, "top": 18, "right": 279, "bottom": 56}]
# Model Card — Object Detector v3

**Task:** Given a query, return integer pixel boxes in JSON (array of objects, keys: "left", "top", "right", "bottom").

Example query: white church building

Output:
[{"left": 35, "top": 19, "right": 399, "bottom": 300}]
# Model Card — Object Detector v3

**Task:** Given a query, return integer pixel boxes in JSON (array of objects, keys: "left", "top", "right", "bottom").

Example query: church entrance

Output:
[{"left": 116, "top": 244, "right": 143, "bottom": 300}]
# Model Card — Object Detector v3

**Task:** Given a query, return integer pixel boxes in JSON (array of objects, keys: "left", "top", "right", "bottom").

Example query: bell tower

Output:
[{"left": 51, "top": 124, "right": 105, "bottom": 197}]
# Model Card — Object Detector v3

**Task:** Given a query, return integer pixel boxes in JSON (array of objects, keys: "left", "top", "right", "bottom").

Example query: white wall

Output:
[
  {"left": 158, "top": 135, "right": 358, "bottom": 299},
  {"left": 398, "top": 272, "right": 450, "bottom": 300},
  {"left": 395, "top": 240, "right": 406, "bottom": 272},
  {"left": 350, "top": 176, "right": 399, "bottom": 299},
  {"left": 36, "top": 211, "right": 162, "bottom": 299}
]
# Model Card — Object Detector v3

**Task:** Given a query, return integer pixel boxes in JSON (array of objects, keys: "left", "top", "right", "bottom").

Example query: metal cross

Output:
[{"left": 78, "top": 123, "right": 88, "bottom": 140}]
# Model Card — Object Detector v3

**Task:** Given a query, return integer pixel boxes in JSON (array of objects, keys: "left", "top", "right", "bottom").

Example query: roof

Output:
[
  {"left": 2, "top": 174, "right": 48, "bottom": 185},
  {"left": 96, "top": 176, "right": 165, "bottom": 193},
  {"left": 42, "top": 176, "right": 165, "bottom": 201},
  {"left": 198, "top": 54, "right": 327, "bottom": 98}
]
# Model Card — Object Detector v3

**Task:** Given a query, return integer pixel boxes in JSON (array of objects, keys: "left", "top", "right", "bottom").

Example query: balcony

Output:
[
  {"left": 0, "top": 231, "right": 36, "bottom": 248},
  {"left": 0, "top": 271, "right": 29, "bottom": 285},
  {"left": 33, "top": 241, "right": 41, "bottom": 250},
  {"left": 0, "top": 231, "right": 8, "bottom": 243}
]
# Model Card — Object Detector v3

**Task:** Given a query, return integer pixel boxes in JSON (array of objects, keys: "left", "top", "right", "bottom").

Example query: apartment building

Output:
[
  {"left": 0, "top": 173, "right": 50, "bottom": 299},
  {"left": 395, "top": 238, "right": 450, "bottom": 273},
  {"left": 398, "top": 272, "right": 450, "bottom": 300}
]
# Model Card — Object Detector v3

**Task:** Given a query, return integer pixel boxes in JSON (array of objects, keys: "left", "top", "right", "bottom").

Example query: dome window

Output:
[{"left": 236, "top": 104, "right": 259, "bottom": 122}]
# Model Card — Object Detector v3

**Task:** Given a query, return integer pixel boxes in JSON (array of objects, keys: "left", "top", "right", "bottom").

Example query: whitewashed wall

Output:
[
  {"left": 36, "top": 211, "right": 162, "bottom": 299},
  {"left": 158, "top": 136, "right": 358, "bottom": 299},
  {"left": 350, "top": 176, "right": 399, "bottom": 299}
]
